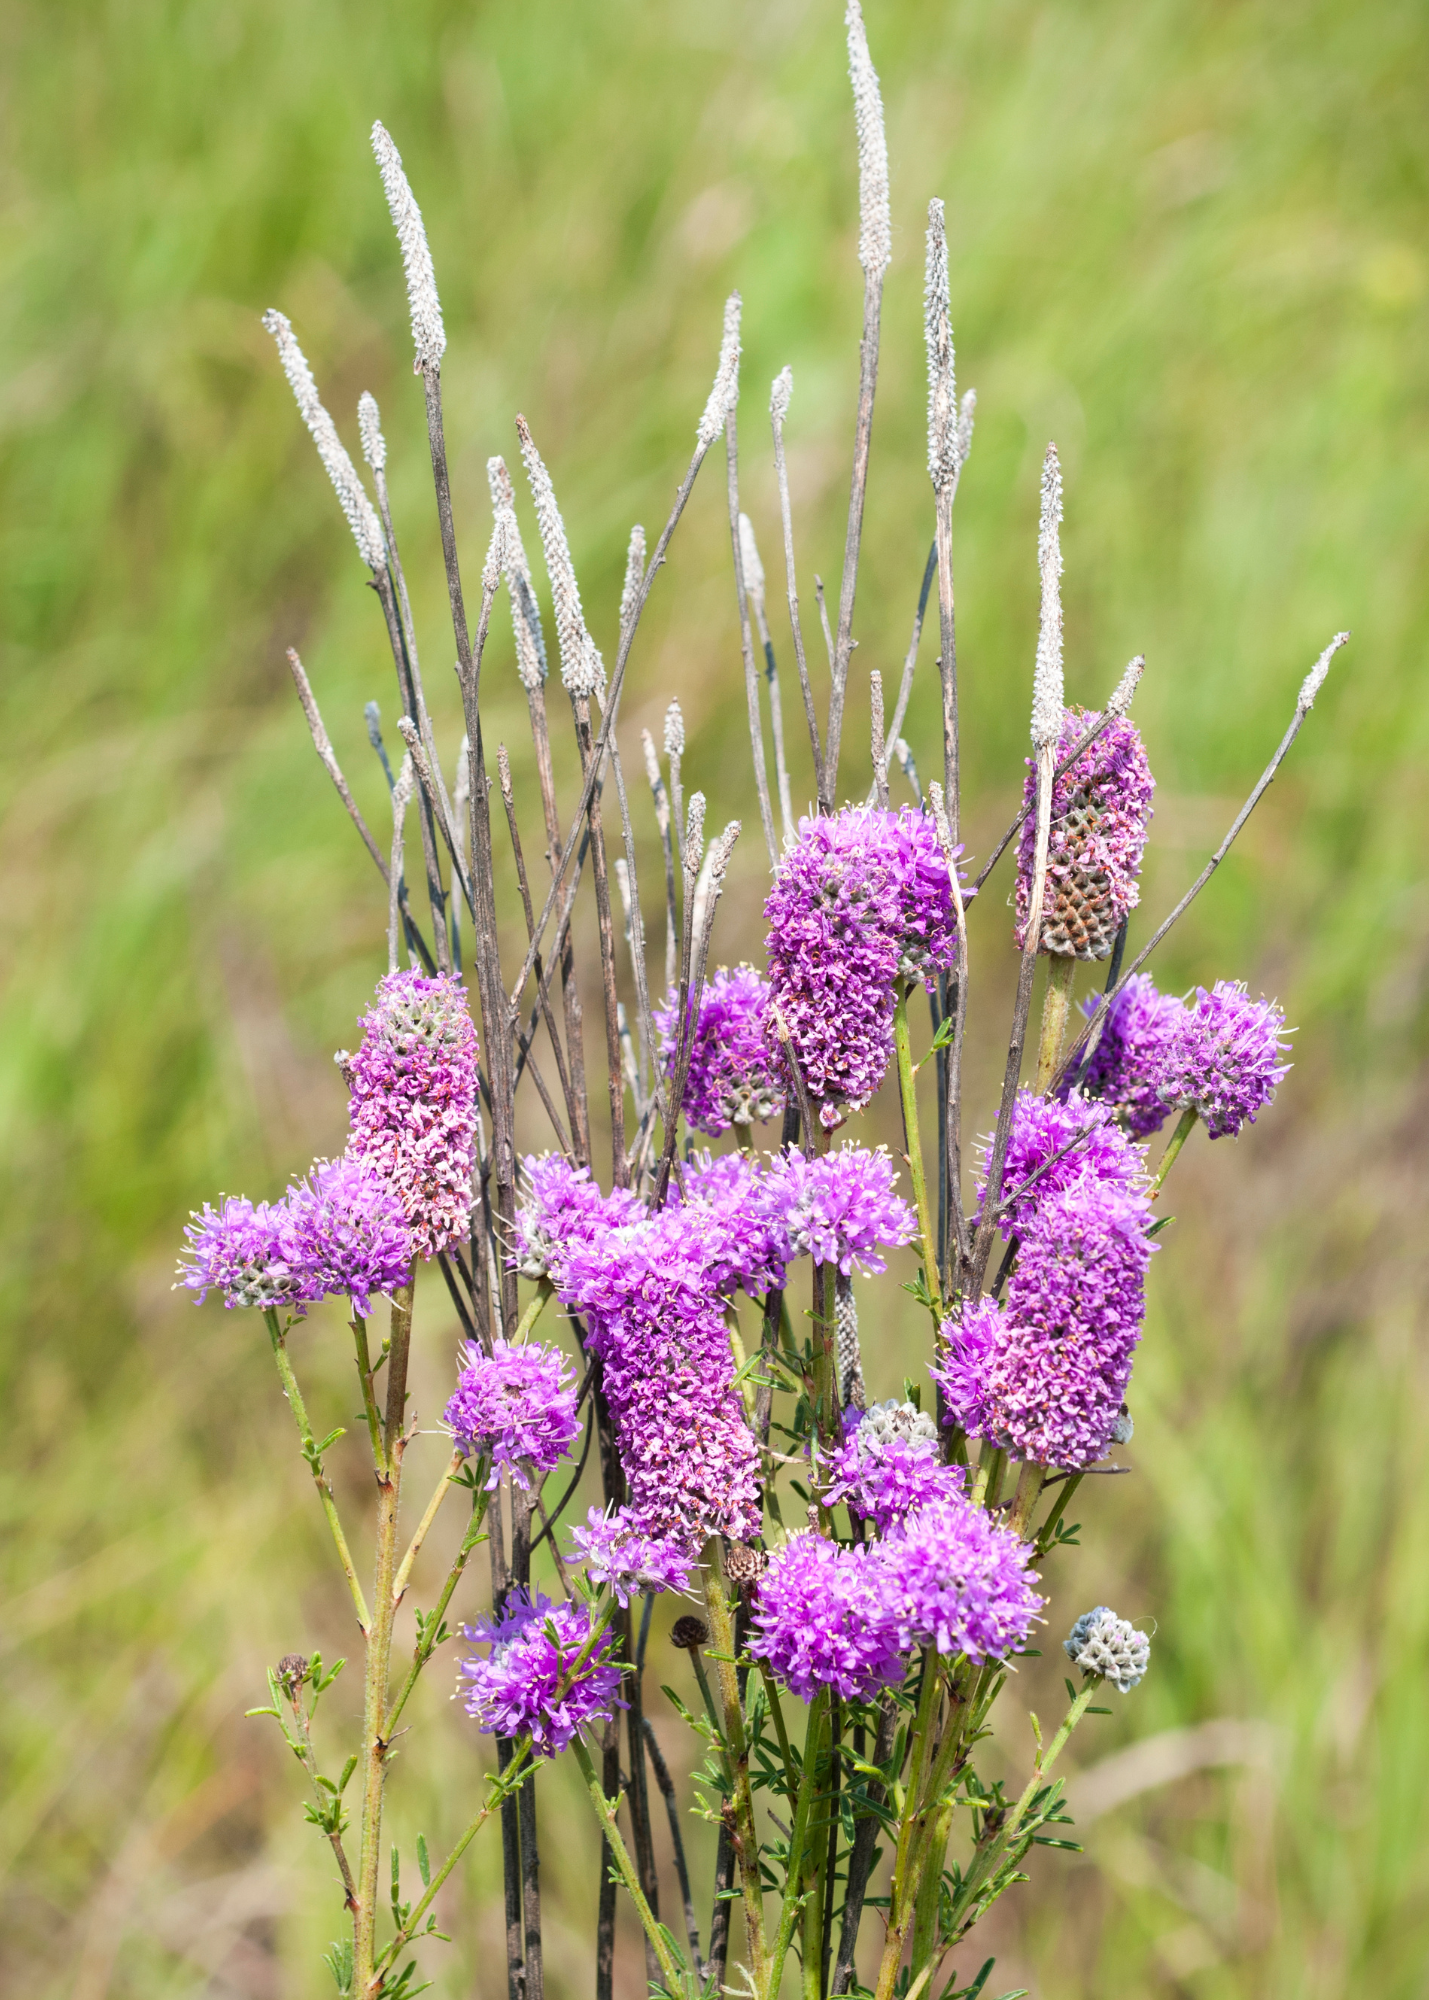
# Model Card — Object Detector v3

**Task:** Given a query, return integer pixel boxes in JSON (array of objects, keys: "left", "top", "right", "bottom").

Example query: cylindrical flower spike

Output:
[
  {"left": 443, "top": 1338, "right": 580, "bottom": 1489},
  {"left": 653, "top": 965, "right": 785, "bottom": 1136},
  {"left": 569, "top": 1506, "right": 695, "bottom": 1606},
  {"left": 515, "top": 417, "right": 605, "bottom": 702},
  {"left": 845, "top": 0, "right": 891, "bottom": 279},
  {"left": 283, "top": 1156, "right": 413, "bottom": 1316},
  {"left": 1030, "top": 444, "right": 1064, "bottom": 751},
  {"left": 882, "top": 1492, "right": 1044, "bottom": 1662},
  {"left": 696, "top": 292, "right": 742, "bottom": 449},
  {"left": 344, "top": 969, "right": 479, "bottom": 1260},
  {"left": 1014, "top": 707, "right": 1156, "bottom": 959},
  {"left": 1153, "top": 979, "right": 1292, "bottom": 1138},
  {"left": 748, "top": 1532, "right": 904, "bottom": 1701},
  {"left": 261, "top": 310, "right": 387, "bottom": 572},
  {"left": 370, "top": 121, "right": 446, "bottom": 373},
  {"left": 178, "top": 1194, "right": 308, "bottom": 1312},
  {"left": 1072, "top": 972, "right": 1186, "bottom": 1138},
  {"left": 820, "top": 1401, "right": 964, "bottom": 1534},
  {"left": 457, "top": 1593, "right": 623, "bottom": 1757}
]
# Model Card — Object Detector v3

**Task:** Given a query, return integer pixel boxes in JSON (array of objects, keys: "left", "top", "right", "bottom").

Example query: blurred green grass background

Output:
[{"left": 3, "top": 0, "right": 1428, "bottom": 1994}]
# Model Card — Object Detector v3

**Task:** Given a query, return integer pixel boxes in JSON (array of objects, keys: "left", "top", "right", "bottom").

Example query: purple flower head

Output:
[
  {"left": 511, "top": 1153, "right": 643, "bottom": 1283},
  {"left": 1155, "top": 980, "right": 1292, "bottom": 1139},
  {"left": 881, "top": 1493, "right": 1043, "bottom": 1662},
  {"left": 569, "top": 1506, "right": 696, "bottom": 1605},
  {"left": 764, "top": 807, "right": 961, "bottom": 1128},
  {"left": 654, "top": 965, "right": 785, "bottom": 1135},
  {"left": 977, "top": 1089, "right": 1145, "bottom": 1237},
  {"left": 178, "top": 1194, "right": 308, "bottom": 1312},
  {"left": 443, "top": 1338, "right": 580, "bottom": 1489},
  {"left": 1072, "top": 973, "right": 1186, "bottom": 1138},
  {"left": 935, "top": 1175, "right": 1155, "bottom": 1468},
  {"left": 672, "top": 1150, "right": 788, "bottom": 1298},
  {"left": 749, "top": 1532, "right": 905, "bottom": 1701},
  {"left": 344, "top": 970, "right": 479, "bottom": 1260},
  {"left": 1015, "top": 709, "right": 1155, "bottom": 958},
  {"left": 761, "top": 1145, "right": 915, "bottom": 1277},
  {"left": 821, "top": 1401, "right": 966, "bottom": 1535},
  {"left": 283, "top": 1157, "right": 412, "bottom": 1317},
  {"left": 457, "top": 1591, "right": 623, "bottom": 1757},
  {"left": 556, "top": 1203, "right": 762, "bottom": 1552}
]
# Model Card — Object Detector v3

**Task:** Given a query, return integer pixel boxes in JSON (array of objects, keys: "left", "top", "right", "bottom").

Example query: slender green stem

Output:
[
  {"left": 874, "top": 1664, "right": 973, "bottom": 2000},
  {"left": 570, "top": 1736, "right": 685, "bottom": 1990},
  {"left": 512, "top": 1276, "right": 555, "bottom": 1343},
  {"left": 703, "top": 1540, "right": 768, "bottom": 1986},
  {"left": 758, "top": 1664, "right": 800, "bottom": 1804},
  {"left": 391, "top": 1448, "right": 464, "bottom": 1607},
  {"left": 1034, "top": 1472, "right": 1084, "bottom": 1557},
  {"left": 893, "top": 982, "right": 943, "bottom": 1323},
  {"left": 763, "top": 1690, "right": 827, "bottom": 2000},
  {"left": 1006, "top": 1460, "right": 1045, "bottom": 1539},
  {"left": 969, "top": 1442, "right": 1006, "bottom": 1512},
  {"left": 385, "top": 1484, "right": 491, "bottom": 1736},
  {"left": 264, "top": 1310, "right": 370, "bottom": 1634},
  {"left": 909, "top": 1797, "right": 954, "bottom": 1978},
  {"left": 1033, "top": 955, "right": 1076, "bottom": 1093},
  {"left": 1152, "top": 1105, "right": 1197, "bottom": 1196},
  {"left": 355, "top": 1280, "right": 413, "bottom": 1994},
  {"left": 350, "top": 1311, "right": 387, "bottom": 1476},
  {"left": 371, "top": 1742, "right": 534, "bottom": 1985}
]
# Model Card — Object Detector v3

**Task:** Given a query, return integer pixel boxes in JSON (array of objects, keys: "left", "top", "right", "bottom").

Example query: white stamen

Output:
[
  {"left": 1030, "top": 444, "right": 1064, "bottom": 749},
  {"left": 262, "top": 310, "right": 386, "bottom": 571},
  {"left": 515, "top": 416, "right": 605, "bottom": 703},
  {"left": 697, "top": 293, "right": 742, "bottom": 449},
  {"left": 925, "top": 199, "right": 957, "bottom": 491},
  {"left": 1298, "top": 631, "right": 1350, "bottom": 711},
  {"left": 370, "top": 121, "right": 446, "bottom": 373},
  {"left": 846, "top": 1, "right": 891, "bottom": 279},
  {"left": 357, "top": 391, "right": 387, "bottom": 474}
]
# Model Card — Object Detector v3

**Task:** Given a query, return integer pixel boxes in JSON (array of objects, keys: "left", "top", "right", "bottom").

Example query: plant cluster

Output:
[{"left": 181, "top": 7, "right": 1344, "bottom": 1995}]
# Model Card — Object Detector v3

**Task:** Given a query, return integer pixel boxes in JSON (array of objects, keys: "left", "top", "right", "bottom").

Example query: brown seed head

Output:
[{"left": 670, "top": 1615, "right": 711, "bottom": 1652}]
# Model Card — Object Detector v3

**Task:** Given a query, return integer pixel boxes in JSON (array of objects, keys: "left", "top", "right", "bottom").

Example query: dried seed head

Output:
[
  {"left": 846, "top": 0, "right": 891, "bottom": 278},
  {"left": 664, "top": 700, "right": 685, "bottom": 761},
  {"left": 1298, "top": 630, "right": 1350, "bottom": 711},
  {"left": 770, "top": 366, "right": 793, "bottom": 427},
  {"left": 357, "top": 391, "right": 387, "bottom": 474},
  {"left": 515, "top": 416, "right": 605, "bottom": 702},
  {"left": 724, "top": 1543, "right": 767, "bottom": 1588},
  {"left": 738, "top": 513, "right": 765, "bottom": 619},
  {"left": 697, "top": 292, "right": 742, "bottom": 449},
  {"left": 670, "top": 1614, "right": 710, "bottom": 1651},
  {"left": 925, "top": 199, "right": 958, "bottom": 490},
  {"left": 275, "top": 1653, "right": 309, "bottom": 1693},
  {"left": 621, "top": 523, "right": 646, "bottom": 636},
  {"left": 481, "top": 509, "right": 509, "bottom": 597},
  {"left": 956, "top": 386, "right": 977, "bottom": 468},
  {"left": 1105, "top": 654, "right": 1145, "bottom": 718},
  {"left": 707, "top": 820, "right": 741, "bottom": 892},
  {"left": 1063, "top": 1606, "right": 1150, "bottom": 1693},
  {"left": 641, "top": 727, "right": 662, "bottom": 792},
  {"left": 1030, "top": 444, "right": 1065, "bottom": 750},
  {"left": 684, "top": 791, "right": 707, "bottom": 875},
  {"left": 261, "top": 310, "right": 387, "bottom": 571},
  {"left": 487, "top": 455, "right": 547, "bottom": 691},
  {"left": 370, "top": 121, "right": 446, "bottom": 372}
]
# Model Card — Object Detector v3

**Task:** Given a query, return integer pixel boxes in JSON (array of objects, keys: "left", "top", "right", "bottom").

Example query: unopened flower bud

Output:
[{"left": 1063, "top": 1606, "right": 1149, "bottom": 1692}]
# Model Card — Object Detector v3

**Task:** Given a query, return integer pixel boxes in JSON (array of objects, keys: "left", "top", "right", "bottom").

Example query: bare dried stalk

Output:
[
  {"left": 726, "top": 412, "right": 779, "bottom": 869},
  {"left": 496, "top": 744, "right": 579, "bottom": 1155},
  {"left": 571, "top": 695, "right": 628, "bottom": 1188},
  {"left": 286, "top": 649, "right": 389, "bottom": 876},
  {"left": 387, "top": 754, "right": 414, "bottom": 973},
  {"left": 869, "top": 669, "right": 888, "bottom": 808},
  {"left": 642, "top": 728, "right": 678, "bottom": 996},
  {"left": 770, "top": 368, "right": 825, "bottom": 799},
  {"left": 930, "top": 783, "right": 970, "bottom": 1283},
  {"left": 654, "top": 816, "right": 739, "bottom": 1206},
  {"left": 880, "top": 541, "right": 938, "bottom": 777},
  {"left": 741, "top": 511, "right": 795, "bottom": 844}
]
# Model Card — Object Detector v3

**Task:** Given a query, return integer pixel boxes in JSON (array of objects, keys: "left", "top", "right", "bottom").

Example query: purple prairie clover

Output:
[
  {"left": 178, "top": 1194, "right": 308, "bottom": 1312},
  {"left": 821, "top": 1401, "right": 966, "bottom": 1534},
  {"left": 672, "top": 1150, "right": 788, "bottom": 1298},
  {"left": 1073, "top": 973, "right": 1186, "bottom": 1138},
  {"left": 881, "top": 1493, "right": 1044, "bottom": 1662},
  {"left": 654, "top": 964, "right": 785, "bottom": 1134},
  {"left": 343, "top": 969, "right": 479, "bottom": 1260},
  {"left": 457, "top": 1591, "right": 623, "bottom": 1757},
  {"left": 283, "top": 1156, "right": 413, "bottom": 1316},
  {"left": 977, "top": 1089, "right": 1145, "bottom": 1236},
  {"left": 748, "top": 1532, "right": 905, "bottom": 1701},
  {"left": 760, "top": 1145, "right": 916, "bottom": 1277},
  {"left": 511, "top": 1153, "right": 643, "bottom": 1283},
  {"left": 764, "top": 806, "right": 961, "bottom": 1128},
  {"left": 443, "top": 1338, "right": 580, "bottom": 1489},
  {"left": 936, "top": 1176, "right": 1155, "bottom": 1468},
  {"left": 569, "top": 1506, "right": 696, "bottom": 1605},
  {"left": 1015, "top": 708, "right": 1155, "bottom": 958},
  {"left": 556, "top": 1203, "right": 763, "bottom": 1552},
  {"left": 1154, "top": 980, "right": 1292, "bottom": 1138}
]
